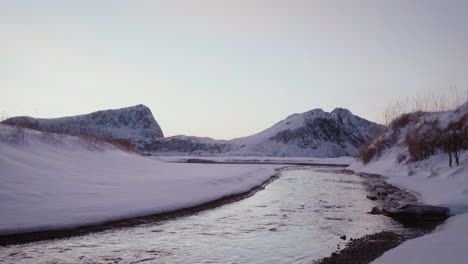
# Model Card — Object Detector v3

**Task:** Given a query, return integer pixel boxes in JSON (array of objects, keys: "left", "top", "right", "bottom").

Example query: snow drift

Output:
[{"left": 0, "top": 124, "right": 281, "bottom": 235}]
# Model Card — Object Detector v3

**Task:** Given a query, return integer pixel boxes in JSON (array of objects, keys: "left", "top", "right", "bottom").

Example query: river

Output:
[{"left": 0, "top": 167, "right": 401, "bottom": 264}]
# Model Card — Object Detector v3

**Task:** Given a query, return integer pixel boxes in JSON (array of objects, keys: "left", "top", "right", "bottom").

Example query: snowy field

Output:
[{"left": 0, "top": 125, "right": 283, "bottom": 235}]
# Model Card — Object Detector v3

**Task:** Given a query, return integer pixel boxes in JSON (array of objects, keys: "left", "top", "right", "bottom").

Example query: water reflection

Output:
[{"left": 0, "top": 167, "right": 400, "bottom": 264}]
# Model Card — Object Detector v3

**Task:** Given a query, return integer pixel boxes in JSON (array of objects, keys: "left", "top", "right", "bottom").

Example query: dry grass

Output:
[
  {"left": 405, "top": 120, "right": 441, "bottom": 162},
  {"left": 383, "top": 87, "right": 468, "bottom": 125},
  {"left": 359, "top": 98, "right": 468, "bottom": 165},
  {"left": 76, "top": 132, "right": 140, "bottom": 153}
]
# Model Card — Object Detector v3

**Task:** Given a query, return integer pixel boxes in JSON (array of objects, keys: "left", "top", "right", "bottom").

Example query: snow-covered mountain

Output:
[
  {"left": 229, "top": 108, "right": 382, "bottom": 157},
  {"left": 2, "top": 105, "right": 381, "bottom": 157},
  {"left": 143, "top": 108, "right": 383, "bottom": 157},
  {"left": 1, "top": 104, "right": 163, "bottom": 141}
]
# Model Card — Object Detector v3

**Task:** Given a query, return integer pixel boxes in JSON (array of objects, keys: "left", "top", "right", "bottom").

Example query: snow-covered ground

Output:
[
  {"left": 349, "top": 152, "right": 468, "bottom": 264},
  {"left": 0, "top": 124, "right": 282, "bottom": 235},
  {"left": 349, "top": 103, "right": 468, "bottom": 264}
]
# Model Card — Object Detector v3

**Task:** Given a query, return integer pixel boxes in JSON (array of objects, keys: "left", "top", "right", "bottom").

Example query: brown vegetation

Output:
[
  {"left": 383, "top": 87, "right": 468, "bottom": 125},
  {"left": 404, "top": 120, "right": 441, "bottom": 162},
  {"left": 358, "top": 112, "right": 422, "bottom": 163},
  {"left": 76, "top": 132, "right": 140, "bottom": 153},
  {"left": 359, "top": 101, "right": 467, "bottom": 166}
]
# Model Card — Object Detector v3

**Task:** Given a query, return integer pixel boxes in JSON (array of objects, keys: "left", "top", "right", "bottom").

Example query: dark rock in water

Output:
[
  {"left": 369, "top": 207, "right": 383, "bottom": 215},
  {"left": 340, "top": 235, "right": 347, "bottom": 240},
  {"left": 383, "top": 204, "right": 450, "bottom": 227},
  {"left": 366, "top": 195, "right": 378, "bottom": 201}
]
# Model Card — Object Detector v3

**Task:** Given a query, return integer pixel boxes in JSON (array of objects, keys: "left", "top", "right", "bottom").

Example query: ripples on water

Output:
[{"left": 0, "top": 167, "right": 400, "bottom": 264}]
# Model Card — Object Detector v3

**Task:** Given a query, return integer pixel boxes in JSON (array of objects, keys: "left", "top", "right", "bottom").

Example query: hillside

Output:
[
  {"left": 229, "top": 107, "right": 382, "bottom": 157},
  {"left": 348, "top": 102, "right": 468, "bottom": 264}
]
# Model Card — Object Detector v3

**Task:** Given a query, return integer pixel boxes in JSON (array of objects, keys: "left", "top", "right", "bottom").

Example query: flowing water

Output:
[{"left": 0, "top": 167, "right": 401, "bottom": 264}]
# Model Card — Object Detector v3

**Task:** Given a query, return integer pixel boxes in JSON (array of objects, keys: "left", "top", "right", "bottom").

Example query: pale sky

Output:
[{"left": 2, "top": 0, "right": 468, "bottom": 139}]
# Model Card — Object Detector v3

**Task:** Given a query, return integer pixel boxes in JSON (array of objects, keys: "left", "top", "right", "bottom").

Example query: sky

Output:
[{"left": 1, "top": 0, "right": 468, "bottom": 139}]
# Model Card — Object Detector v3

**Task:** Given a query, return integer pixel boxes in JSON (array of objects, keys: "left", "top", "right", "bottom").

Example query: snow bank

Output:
[
  {"left": 349, "top": 151, "right": 468, "bottom": 214},
  {"left": 372, "top": 213, "right": 468, "bottom": 264},
  {"left": 0, "top": 125, "right": 281, "bottom": 235},
  {"left": 347, "top": 103, "right": 468, "bottom": 264},
  {"left": 350, "top": 151, "right": 468, "bottom": 264}
]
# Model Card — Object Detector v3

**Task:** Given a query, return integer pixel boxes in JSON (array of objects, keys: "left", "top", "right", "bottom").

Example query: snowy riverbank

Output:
[
  {"left": 0, "top": 125, "right": 283, "bottom": 235},
  {"left": 348, "top": 103, "right": 468, "bottom": 264},
  {"left": 349, "top": 152, "right": 468, "bottom": 264}
]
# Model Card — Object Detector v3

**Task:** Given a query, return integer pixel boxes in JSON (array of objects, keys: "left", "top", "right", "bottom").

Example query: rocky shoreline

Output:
[{"left": 316, "top": 169, "right": 449, "bottom": 264}]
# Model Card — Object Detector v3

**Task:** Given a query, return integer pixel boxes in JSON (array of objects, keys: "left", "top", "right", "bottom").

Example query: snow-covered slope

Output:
[
  {"left": 230, "top": 108, "right": 382, "bottom": 157},
  {"left": 144, "top": 108, "right": 382, "bottom": 157},
  {"left": 347, "top": 102, "right": 468, "bottom": 264},
  {"left": 1, "top": 104, "right": 163, "bottom": 141},
  {"left": 0, "top": 124, "right": 281, "bottom": 234}
]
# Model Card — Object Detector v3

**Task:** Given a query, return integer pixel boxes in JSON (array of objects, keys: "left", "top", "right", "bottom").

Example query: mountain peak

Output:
[
  {"left": 331, "top": 107, "right": 352, "bottom": 116},
  {"left": 2, "top": 104, "right": 164, "bottom": 140}
]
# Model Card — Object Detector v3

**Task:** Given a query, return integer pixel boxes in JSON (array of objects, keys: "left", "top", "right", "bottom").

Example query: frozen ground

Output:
[{"left": 0, "top": 124, "right": 283, "bottom": 235}]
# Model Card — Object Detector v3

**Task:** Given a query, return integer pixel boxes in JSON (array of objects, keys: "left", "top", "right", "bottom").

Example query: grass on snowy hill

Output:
[{"left": 358, "top": 101, "right": 468, "bottom": 167}]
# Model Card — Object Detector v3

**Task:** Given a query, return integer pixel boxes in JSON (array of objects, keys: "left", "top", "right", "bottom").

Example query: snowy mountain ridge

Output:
[
  {"left": 144, "top": 107, "right": 383, "bottom": 157},
  {"left": 233, "top": 107, "right": 380, "bottom": 148},
  {"left": 1, "top": 104, "right": 164, "bottom": 142},
  {"left": 2, "top": 105, "right": 382, "bottom": 157}
]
